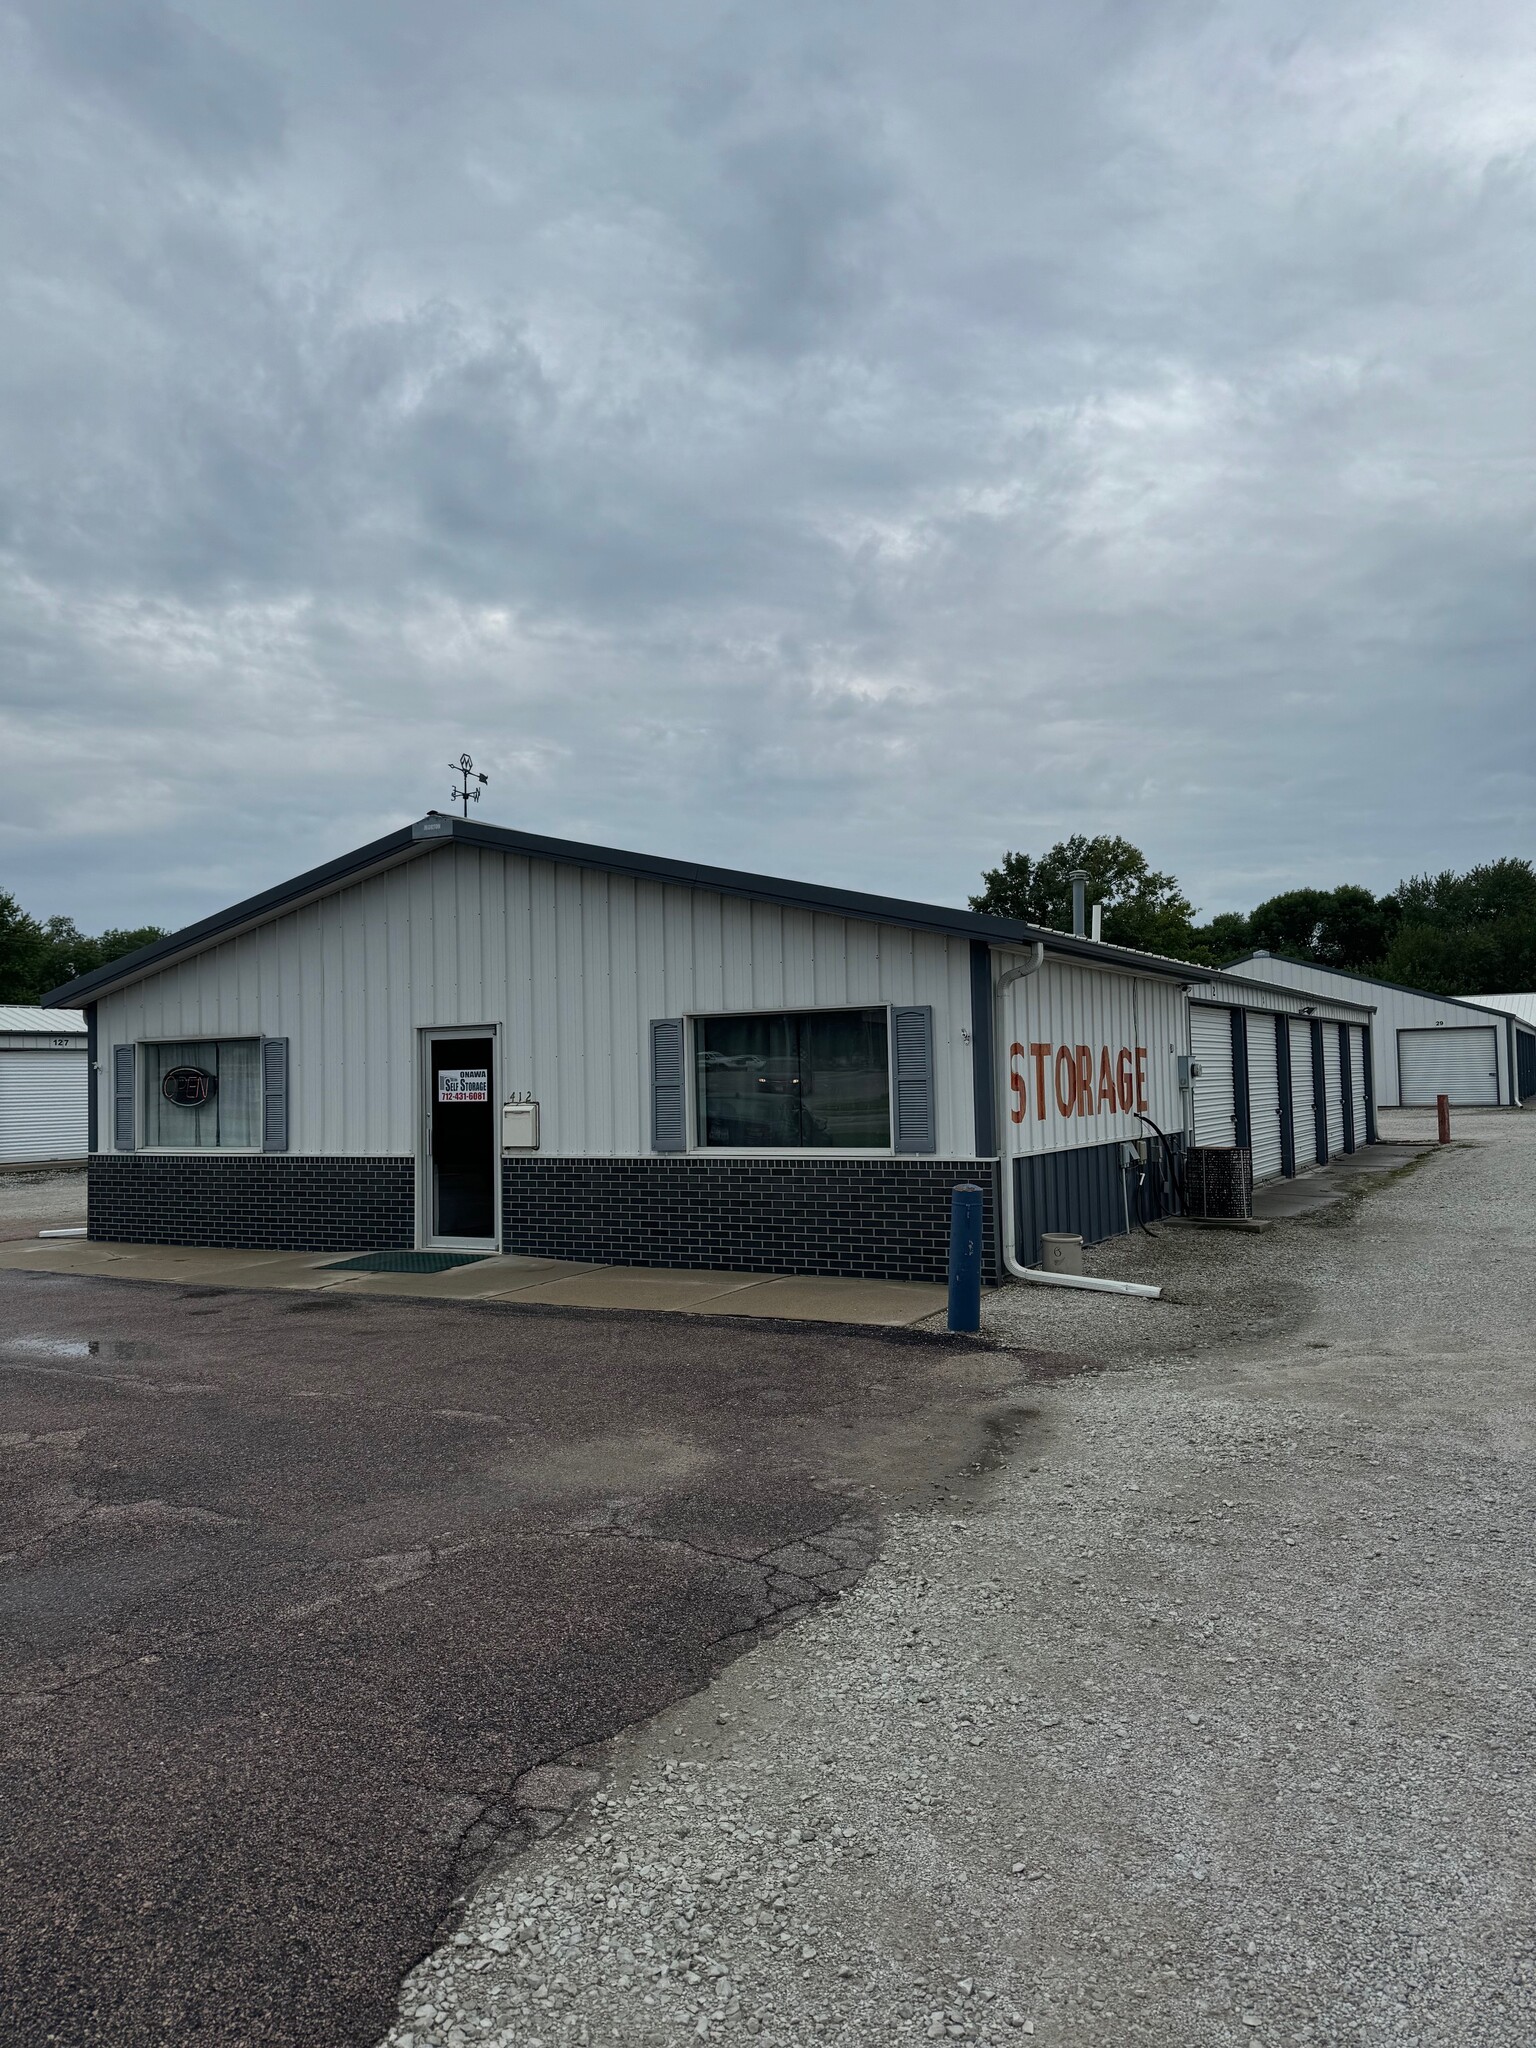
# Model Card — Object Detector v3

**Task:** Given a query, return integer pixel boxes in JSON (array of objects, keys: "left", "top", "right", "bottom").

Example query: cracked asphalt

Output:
[{"left": 0, "top": 1278, "right": 1022, "bottom": 2048}]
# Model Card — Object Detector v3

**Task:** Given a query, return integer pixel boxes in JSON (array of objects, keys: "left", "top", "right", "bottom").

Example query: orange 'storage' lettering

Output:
[
  {"left": 1135, "top": 1046, "right": 1149, "bottom": 1113},
  {"left": 1054, "top": 1044, "right": 1077, "bottom": 1117},
  {"left": 1030, "top": 1043, "right": 1051, "bottom": 1121},
  {"left": 1098, "top": 1046, "right": 1116, "bottom": 1109},
  {"left": 1009, "top": 1041, "right": 1027, "bottom": 1123},
  {"left": 1075, "top": 1045, "right": 1094, "bottom": 1117},
  {"left": 1117, "top": 1047, "right": 1134, "bottom": 1112}
]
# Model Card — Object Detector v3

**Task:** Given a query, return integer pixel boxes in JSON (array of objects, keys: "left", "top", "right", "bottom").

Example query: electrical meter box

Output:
[
  {"left": 501, "top": 1099, "right": 540, "bottom": 1151},
  {"left": 1177, "top": 1055, "right": 1200, "bottom": 1091}
]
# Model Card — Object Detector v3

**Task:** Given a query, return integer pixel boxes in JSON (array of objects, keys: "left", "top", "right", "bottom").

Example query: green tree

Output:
[
  {"left": 0, "top": 892, "right": 47, "bottom": 1003},
  {"left": 1245, "top": 884, "right": 1398, "bottom": 972},
  {"left": 971, "top": 835, "right": 1198, "bottom": 956},
  {"left": 1183, "top": 909, "right": 1253, "bottom": 966},
  {"left": 1380, "top": 860, "right": 1536, "bottom": 995},
  {"left": 0, "top": 892, "right": 166, "bottom": 1004}
]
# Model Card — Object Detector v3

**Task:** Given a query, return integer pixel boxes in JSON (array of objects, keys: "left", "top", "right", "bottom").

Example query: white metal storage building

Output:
[
  {"left": 1224, "top": 953, "right": 1530, "bottom": 1109},
  {"left": 0, "top": 1006, "right": 89, "bottom": 1164},
  {"left": 45, "top": 814, "right": 1219, "bottom": 1283}
]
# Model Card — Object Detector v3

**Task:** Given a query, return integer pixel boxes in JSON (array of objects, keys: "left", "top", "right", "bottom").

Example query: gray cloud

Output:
[{"left": 1, "top": 0, "right": 1533, "bottom": 933}]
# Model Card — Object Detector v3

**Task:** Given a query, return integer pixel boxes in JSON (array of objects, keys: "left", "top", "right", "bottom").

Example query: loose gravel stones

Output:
[{"left": 382, "top": 1110, "right": 1535, "bottom": 2047}]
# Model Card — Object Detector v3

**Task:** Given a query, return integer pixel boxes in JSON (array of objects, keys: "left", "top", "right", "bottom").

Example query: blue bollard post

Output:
[{"left": 947, "top": 1182, "right": 983, "bottom": 1334}]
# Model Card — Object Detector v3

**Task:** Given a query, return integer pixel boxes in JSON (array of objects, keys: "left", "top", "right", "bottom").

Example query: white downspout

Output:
[{"left": 993, "top": 942, "right": 1163, "bottom": 1301}]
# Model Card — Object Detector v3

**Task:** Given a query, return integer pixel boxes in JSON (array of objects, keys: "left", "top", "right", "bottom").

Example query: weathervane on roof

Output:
[{"left": 449, "top": 752, "right": 488, "bottom": 817}]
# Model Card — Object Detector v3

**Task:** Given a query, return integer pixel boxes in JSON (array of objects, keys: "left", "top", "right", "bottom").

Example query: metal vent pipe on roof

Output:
[{"left": 1070, "top": 869, "right": 1088, "bottom": 938}]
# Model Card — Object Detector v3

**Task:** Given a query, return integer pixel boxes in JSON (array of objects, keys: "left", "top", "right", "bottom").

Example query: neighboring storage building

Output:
[
  {"left": 0, "top": 1006, "right": 89, "bottom": 1164},
  {"left": 46, "top": 815, "right": 1208, "bottom": 1283},
  {"left": 1470, "top": 994, "right": 1536, "bottom": 1103},
  {"left": 1225, "top": 954, "right": 1530, "bottom": 1107}
]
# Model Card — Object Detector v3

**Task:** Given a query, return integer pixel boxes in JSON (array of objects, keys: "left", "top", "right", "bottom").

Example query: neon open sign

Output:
[{"left": 162, "top": 1065, "right": 218, "bottom": 1107}]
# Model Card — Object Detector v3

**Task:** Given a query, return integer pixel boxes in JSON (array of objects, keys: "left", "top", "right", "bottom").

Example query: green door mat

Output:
[{"left": 324, "top": 1250, "right": 493, "bottom": 1273}]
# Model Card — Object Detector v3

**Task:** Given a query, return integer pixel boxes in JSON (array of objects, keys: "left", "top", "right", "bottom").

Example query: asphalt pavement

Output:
[{"left": 0, "top": 1276, "right": 1022, "bottom": 2048}]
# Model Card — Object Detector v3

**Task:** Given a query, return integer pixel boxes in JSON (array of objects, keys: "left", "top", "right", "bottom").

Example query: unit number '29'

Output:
[{"left": 1009, "top": 1041, "right": 1149, "bottom": 1123}]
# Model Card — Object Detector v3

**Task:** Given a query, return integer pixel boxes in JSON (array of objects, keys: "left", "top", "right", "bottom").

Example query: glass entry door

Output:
[{"left": 425, "top": 1034, "right": 496, "bottom": 1246}]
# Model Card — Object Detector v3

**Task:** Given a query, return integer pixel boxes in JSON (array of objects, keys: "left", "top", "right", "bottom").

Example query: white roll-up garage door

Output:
[
  {"left": 1289, "top": 1020, "right": 1319, "bottom": 1169},
  {"left": 1322, "top": 1027, "right": 1345, "bottom": 1157},
  {"left": 1191, "top": 1005, "right": 1237, "bottom": 1147},
  {"left": 0, "top": 1050, "right": 89, "bottom": 1162},
  {"left": 1350, "top": 1026, "right": 1369, "bottom": 1144},
  {"left": 1246, "top": 1014, "right": 1284, "bottom": 1181},
  {"left": 1397, "top": 1026, "right": 1498, "bottom": 1106}
]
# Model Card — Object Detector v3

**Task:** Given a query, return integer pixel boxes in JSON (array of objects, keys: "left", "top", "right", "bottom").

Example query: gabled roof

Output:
[
  {"left": 42, "top": 813, "right": 1203, "bottom": 1007},
  {"left": 0, "top": 1004, "right": 87, "bottom": 1034},
  {"left": 1222, "top": 951, "right": 1523, "bottom": 1021}
]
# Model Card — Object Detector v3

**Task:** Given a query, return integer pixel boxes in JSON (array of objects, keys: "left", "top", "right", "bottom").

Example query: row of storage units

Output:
[{"left": 1188, "top": 978, "right": 1375, "bottom": 1186}]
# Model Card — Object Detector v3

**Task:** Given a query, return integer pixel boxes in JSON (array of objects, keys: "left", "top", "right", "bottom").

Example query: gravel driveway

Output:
[{"left": 387, "top": 1109, "right": 1535, "bottom": 2048}]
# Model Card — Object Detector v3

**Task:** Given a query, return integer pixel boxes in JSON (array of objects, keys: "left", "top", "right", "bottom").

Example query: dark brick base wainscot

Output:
[
  {"left": 87, "top": 1155, "right": 415, "bottom": 1252},
  {"left": 501, "top": 1157, "right": 999, "bottom": 1283}
]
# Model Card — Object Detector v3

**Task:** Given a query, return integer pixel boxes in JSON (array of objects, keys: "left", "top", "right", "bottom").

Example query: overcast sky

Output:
[{"left": 2, "top": 0, "right": 1532, "bottom": 935}]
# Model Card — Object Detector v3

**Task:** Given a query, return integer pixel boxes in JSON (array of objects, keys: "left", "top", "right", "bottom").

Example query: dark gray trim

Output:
[
  {"left": 1515, "top": 1027, "right": 1536, "bottom": 1105},
  {"left": 1340, "top": 1023, "right": 1355, "bottom": 1152},
  {"left": 261, "top": 1037, "right": 289, "bottom": 1153},
  {"left": 45, "top": 814, "right": 1201, "bottom": 1008},
  {"left": 85, "top": 1003, "right": 98, "bottom": 1154},
  {"left": 112, "top": 1044, "right": 136, "bottom": 1152},
  {"left": 1310, "top": 1019, "right": 1329, "bottom": 1162},
  {"left": 1361, "top": 1027, "right": 1378, "bottom": 1142},
  {"left": 1276, "top": 1014, "right": 1296, "bottom": 1177},
  {"left": 969, "top": 941, "right": 997, "bottom": 1162},
  {"left": 1230, "top": 1007, "right": 1251, "bottom": 1150},
  {"left": 650, "top": 1019, "right": 687, "bottom": 1152},
  {"left": 891, "top": 1005, "right": 937, "bottom": 1154}
]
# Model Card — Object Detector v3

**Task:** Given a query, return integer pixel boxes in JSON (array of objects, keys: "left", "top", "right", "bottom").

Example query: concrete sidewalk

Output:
[{"left": 0, "top": 1236, "right": 947, "bottom": 1327}]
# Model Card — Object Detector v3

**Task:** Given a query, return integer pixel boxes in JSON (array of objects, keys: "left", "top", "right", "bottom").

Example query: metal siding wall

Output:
[
  {"left": 1013, "top": 1142, "right": 1126, "bottom": 1268},
  {"left": 1001, "top": 959, "right": 1185, "bottom": 1161},
  {"left": 88, "top": 845, "right": 976, "bottom": 1159}
]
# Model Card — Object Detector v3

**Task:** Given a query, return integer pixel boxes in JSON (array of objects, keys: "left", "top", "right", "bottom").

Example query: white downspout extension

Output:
[{"left": 993, "top": 942, "right": 1163, "bottom": 1301}]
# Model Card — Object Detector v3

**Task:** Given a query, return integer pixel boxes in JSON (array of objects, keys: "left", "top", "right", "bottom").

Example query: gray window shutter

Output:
[
  {"left": 262, "top": 1037, "right": 289, "bottom": 1153},
  {"left": 650, "top": 1019, "right": 687, "bottom": 1152},
  {"left": 891, "top": 1005, "right": 936, "bottom": 1153},
  {"left": 112, "top": 1044, "right": 136, "bottom": 1151}
]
